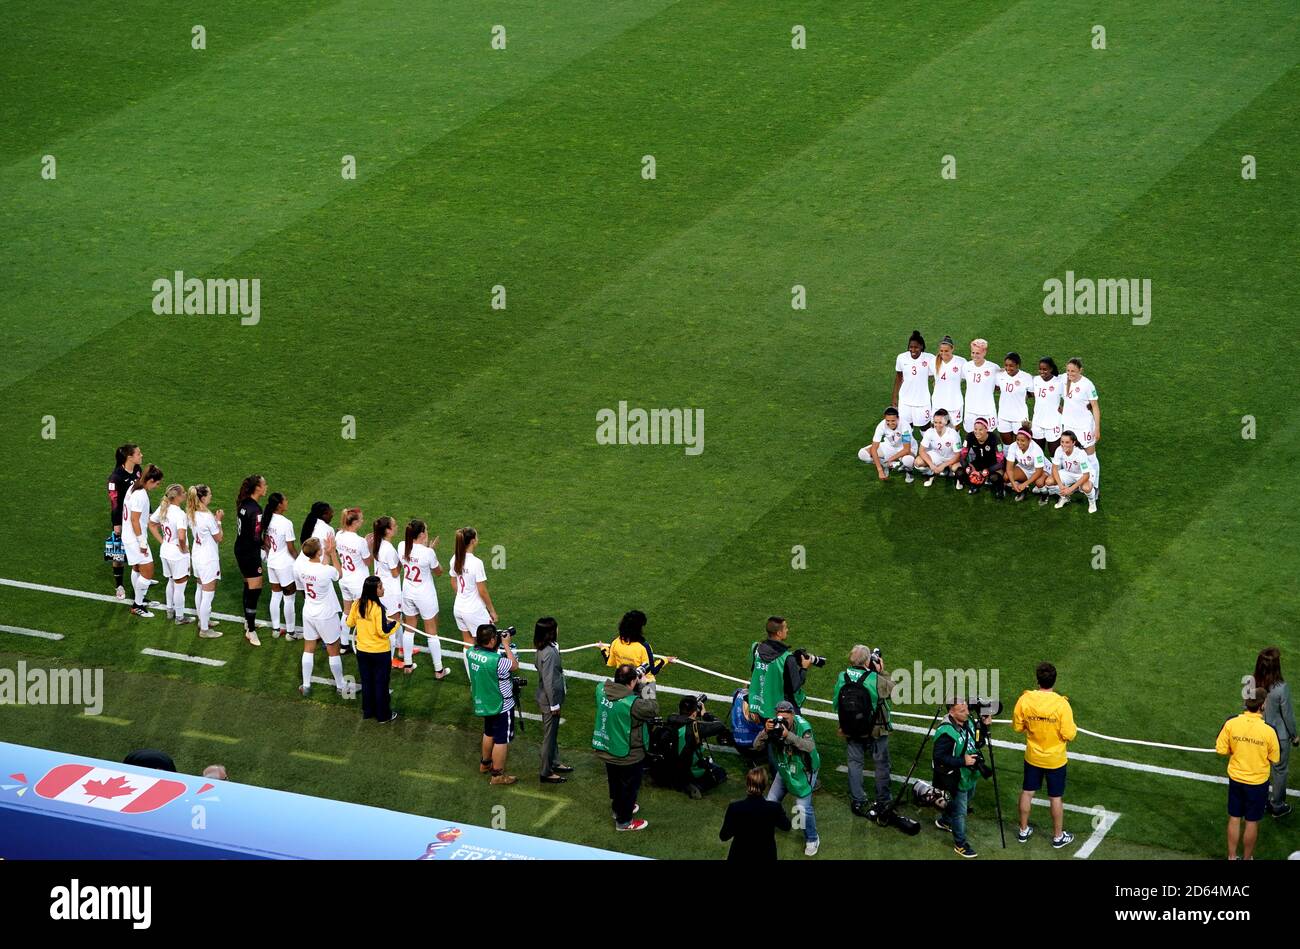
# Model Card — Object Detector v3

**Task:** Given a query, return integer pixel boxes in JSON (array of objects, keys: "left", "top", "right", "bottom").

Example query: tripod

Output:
[
  {"left": 891, "top": 705, "right": 944, "bottom": 810},
  {"left": 973, "top": 717, "right": 1007, "bottom": 848}
]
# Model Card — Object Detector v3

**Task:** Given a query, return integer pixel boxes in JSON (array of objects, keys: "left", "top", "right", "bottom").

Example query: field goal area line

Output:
[{"left": 2, "top": 576, "right": 1296, "bottom": 805}]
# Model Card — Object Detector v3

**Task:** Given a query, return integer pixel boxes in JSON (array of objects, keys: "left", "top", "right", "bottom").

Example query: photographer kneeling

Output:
[
  {"left": 932, "top": 698, "right": 992, "bottom": 858},
  {"left": 753, "top": 700, "right": 821, "bottom": 857},
  {"left": 834, "top": 645, "right": 894, "bottom": 817},
  {"left": 592, "top": 663, "right": 659, "bottom": 831},
  {"left": 466, "top": 623, "right": 521, "bottom": 786},
  {"left": 664, "top": 695, "right": 730, "bottom": 799}
]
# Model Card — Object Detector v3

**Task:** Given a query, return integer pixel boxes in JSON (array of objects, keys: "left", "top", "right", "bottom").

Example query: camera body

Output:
[
  {"left": 793, "top": 648, "right": 827, "bottom": 669},
  {"left": 766, "top": 716, "right": 787, "bottom": 738},
  {"left": 498, "top": 625, "right": 517, "bottom": 642},
  {"left": 968, "top": 695, "right": 1001, "bottom": 719},
  {"left": 634, "top": 661, "right": 653, "bottom": 678}
]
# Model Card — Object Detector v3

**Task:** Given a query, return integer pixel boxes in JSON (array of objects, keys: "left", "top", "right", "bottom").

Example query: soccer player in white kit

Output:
[
  {"left": 148, "top": 484, "right": 193, "bottom": 626},
  {"left": 369, "top": 516, "right": 403, "bottom": 659},
  {"left": 297, "top": 536, "right": 348, "bottom": 697},
  {"left": 1030, "top": 357, "right": 1064, "bottom": 456},
  {"left": 917, "top": 409, "right": 964, "bottom": 488},
  {"left": 1062, "top": 357, "right": 1102, "bottom": 489},
  {"left": 122, "top": 464, "right": 165, "bottom": 618},
  {"left": 259, "top": 493, "right": 298, "bottom": 640},
  {"left": 962, "top": 339, "right": 999, "bottom": 435},
  {"left": 450, "top": 527, "right": 499, "bottom": 675},
  {"left": 859, "top": 407, "right": 916, "bottom": 482},
  {"left": 995, "top": 352, "right": 1033, "bottom": 446},
  {"left": 1004, "top": 428, "right": 1052, "bottom": 503},
  {"left": 891, "top": 330, "right": 935, "bottom": 432},
  {"left": 398, "top": 519, "right": 448, "bottom": 679},
  {"left": 1049, "top": 431, "right": 1098, "bottom": 513},
  {"left": 335, "top": 508, "right": 372, "bottom": 616},
  {"left": 931, "top": 336, "right": 967, "bottom": 431},
  {"left": 299, "top": 502, "right": 351, "bottom": 650},
  {"left": 186, "top": 484, "right": 224, "bottom": 639}
]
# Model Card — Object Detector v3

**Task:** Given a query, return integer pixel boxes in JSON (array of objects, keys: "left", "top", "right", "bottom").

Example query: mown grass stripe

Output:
[
  {"left": 290, "top": 750, "right": 347, "bottom": 765},
  {"left": 181, "top": 729, "right": 241, "bottom": 744}
]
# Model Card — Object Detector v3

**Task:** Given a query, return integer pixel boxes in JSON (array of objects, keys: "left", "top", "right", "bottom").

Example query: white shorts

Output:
[
  {"left": 934, "top": 405, "right": 962, "bottom": 428},
  {"left": 192, "top": 557, "right": 221, "bottom": 585},
  {"left": 266, "top": 563, "right": 297, "bottom": 587},
  {"left": 1063, "top": 419, "right": 1097, "bottom": 449},
  {"left": 124, "top": 538, "right": 153, "bottom": 567},
  {"left": 302, "top": 612, "right": 342, "bottom": 644},
  {"left": 898, "top": 404, "right": 932, "bottom": 429},
  {"left": 162, "top": 553, "right": 191, "bottom": 579},
  {"left": 1057, "top": 469, "right": 1098, "bottom": 498},
  {"left": 963, "top": 411, "right": 996, "bottom": 435},
  {"left": 339, "top": 575, "right": 365, "bottom": 603},
  {"left": 1032, "top": 421, "right": 1063, "bottom": 442},
  {"left": 402, "top": 586, "right": 439, "bottom": 621},
  {"left": 920, "top": 453, "right": 959, "bottom": 471},
  {"left": 455, "top": 603, "right": 492, "bottom": 635},
  {"left": 996, "top": 416, "right": 1021, "bottom": 435}
]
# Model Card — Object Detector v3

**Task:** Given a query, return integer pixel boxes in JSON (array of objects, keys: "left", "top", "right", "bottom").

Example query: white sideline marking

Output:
[
  {"left": 835, "top": 766, "right": 1122, "bottom": 858},
  {"left": 0, "top": 624, "right": 64, "bottom": 641},
  {"left": 140, "top": 648, "right": 226, "bottom": 667},
  {"left": 4, "top": 576, "right": 1294, "bottom": 799}
]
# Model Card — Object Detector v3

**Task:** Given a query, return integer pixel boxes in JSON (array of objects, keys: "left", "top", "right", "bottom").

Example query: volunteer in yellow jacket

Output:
[
  {"left": 1216, "top": 687, "right": 1280, "bottom": 861},
  {"left": 1011, "top": 662, "right": 1078, "bottom": 849},
  {"left": 597, "top": 610, "right": 675, "bottom": 682}
]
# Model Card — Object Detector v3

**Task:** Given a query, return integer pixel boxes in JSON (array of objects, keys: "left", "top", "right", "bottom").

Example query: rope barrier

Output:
[{"left": 393, "top": 621, "right": 1217, "bottom": 754}]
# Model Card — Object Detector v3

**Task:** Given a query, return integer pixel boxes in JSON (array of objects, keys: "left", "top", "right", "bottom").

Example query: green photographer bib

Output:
[
  {"left": 592, "top": 688, "right": 648, "bottom": 757},
  {"left": 935, "top": 719, "right": 979, "bottom": 792},
  {"left": 773, "top": 715, "right": 821, "bottom": 798},
  {"left": 466, "top": 646, "right": 503, "bottom": 717},
  {"left": 749, "top": 642, "right": 792, "bottom": 719}
]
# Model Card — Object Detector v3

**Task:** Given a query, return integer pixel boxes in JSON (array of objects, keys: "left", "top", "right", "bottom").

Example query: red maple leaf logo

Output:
[{"left": 82, "top": 775, "right": 136, "bottom": 801}]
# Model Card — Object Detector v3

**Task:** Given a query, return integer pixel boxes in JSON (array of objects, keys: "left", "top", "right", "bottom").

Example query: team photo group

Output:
[{"left": 859, "top": 332, "right": 1102, "bottom": 512}]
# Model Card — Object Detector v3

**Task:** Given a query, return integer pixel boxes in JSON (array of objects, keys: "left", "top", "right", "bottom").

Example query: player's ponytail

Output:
[
  {"left": 237, "top": 474, "right": 264, "bottom": 506},
  {"left": 300, "top": 501, "right": 331, "bottom": 544},
  {"left": 157, "top": 483, "right": 184, "bottom": 524},
  {"left": 454, "top": 527, "right": 477, "bottom": 576},
  {"left": 139, "top": 464, "right": 164, "bottom": 487},
  {"left": 186, "top": 484, "right": 210, "bottom": 526},
  {"left": 115, "top": 443, "right": 138, "bottom": 467},
  {"left": 370, "top": 516, "right": 393, "bottom": 562},
  {"left": 260, "top": 493, "right": 284, "bottom": 550},
  {"left": 404, "top": 519, "right": 425, "bottom": 563},
  {"left": 342, "top": 507, "right": 363, "bottom": 531}
]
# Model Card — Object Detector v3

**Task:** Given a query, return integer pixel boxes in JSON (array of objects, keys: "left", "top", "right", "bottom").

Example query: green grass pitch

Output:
[{"left": 1, "top": 1, "right": 1297, "bottom": 860}]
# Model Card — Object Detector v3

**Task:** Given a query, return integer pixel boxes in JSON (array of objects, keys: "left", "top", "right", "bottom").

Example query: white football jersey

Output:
[
  {"left": 190, "top": 511, "right": 221, "bottom": 565},
  {"left": 962, "top": 360, "right": 999, "bottom": 419},
  {"left": 1007, "top": 440, "right": 1050, "bottom": 471},
  {"left": 399, "top": 543, "right": 440, "bottom": 592},
  {"left": 1031, "top": 375, "right": 1063, "bottom": 428},
  {"left": 1052, "top": 445, "right": 1094, "bottom": 477},
  {"left": 121, "top": 485, "right": 150, "bottom": 544},
  {"left": 895, "top": 351, "right": 935, "bottom": 406},
  {"left": 931, "top": 355, "right": 966, "bottom": 415},
  {"left": 872, "top": 419, "right": 912, "bottom": 452},
  {"left": 1063, "top": 375, "right": 1098, "bottom": 423},
  {"left": 299, "top": 562, "right": 341, "bottom": 619},
  {"left": 335, "top": 530, "right": 370, "bottom": 582},
  {"left": 450, "top": 552, "right": 489, "bottom": 611},
  {"left": 265, "top": 513, "right": 296, "bottom": 569},
  {"left": 376, "top": 540, "right": 402, "bottom": 591},
  {"left": 996, "top": 370, "right": 1031, "bottom": 422},
  {"left": 921, "top": 427, "right": 961, "bottom": 463},
  {"left": 150, "top": 504, "right": 188, "bottom": 559}
]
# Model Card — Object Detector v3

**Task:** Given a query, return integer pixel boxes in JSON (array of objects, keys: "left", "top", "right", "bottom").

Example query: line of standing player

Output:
[
  {"left": 109, "top": 454, "right": 504, "bottom": 693},
  {"left": 857, "top": 331, "right": 1101, "bottom": 512}
]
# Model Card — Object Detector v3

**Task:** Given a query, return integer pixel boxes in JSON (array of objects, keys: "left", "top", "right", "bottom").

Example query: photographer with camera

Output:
[
  {"left": 592, "top": 663, "right": 659, "bottom": 831},
  {"left": 834, "top": 645, "right": 894, "bottom": 818},
  {"left": 466, "top": 623, "right": 521, "bottom": 786},
  {"left": 753, "top": 700, "right": 821, "bottom": 856},
  {"left": 663, "top": 695, "right": 730, "bottom": 799},
  {"left": 932, "top": 698, "right": 992, "bottom": 858},
  {"left": 748, "top": 616, "right": 822, "bottom": 722}
]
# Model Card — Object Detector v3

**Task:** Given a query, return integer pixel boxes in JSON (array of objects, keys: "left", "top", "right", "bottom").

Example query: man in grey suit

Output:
[{"left": 535, "top": 616, "right": 573, "bottom": 783}]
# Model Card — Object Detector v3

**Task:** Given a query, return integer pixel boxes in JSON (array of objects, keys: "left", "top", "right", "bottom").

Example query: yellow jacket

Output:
[
  {"left": 1216, "top": 711, "right": 1280, "bottom": 785},
  {"left": 604, "top": 639, "right": 657, "bottom": 681},
  {"left": 346, "top": 600, "right": 394, "bottom": 654},
  {"left": 1011, "top": 689, "right": 1077, "bottom": 769}
]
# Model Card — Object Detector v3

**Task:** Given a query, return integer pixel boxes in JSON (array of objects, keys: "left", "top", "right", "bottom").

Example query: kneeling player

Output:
[
  {"left": 1049, "top": 431, "right": 1098, "bottom": 514},
  {"left": 961, "top": 418, "right": 1004, "bottom": 497},
  {"left": 858, "top": 407, "right": 915, "bottom": 483},
  {"left": 1005, "top": 427, "right": 1051, "bottom": 503},
  {"left": 917, "top": 409, "right": 963, "bottom": 488}
]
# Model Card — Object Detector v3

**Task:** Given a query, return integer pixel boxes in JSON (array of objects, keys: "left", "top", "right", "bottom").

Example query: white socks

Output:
[
  {"left": 327, "top": 654, "right": 345, "bottom": 689},
  {"left": 301, "top": 652, "right": 314, "bottom": 690},
  {"left": 270, "top": 590, "right": 283, "bottom": 630},
  {"left": 131, "top": 569, "right": 151, "bottom": 606},
  {"left": 426, "top": 631, "right": 444, "bottom": 672},
  {"left": 283, "top": 595, "right": 296, "bottom": 635},
  {"left": 199, "top": 588, "right": 214, "bottom": 629},
  {"left": 173, "top": 581, "right": 187, "bottom": 619},
  {"left": 164, "top": 580, "right": 175, "bottom": 613},
  {"left": 401, "top": 630, "right": 416, "bottom": 666}
]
